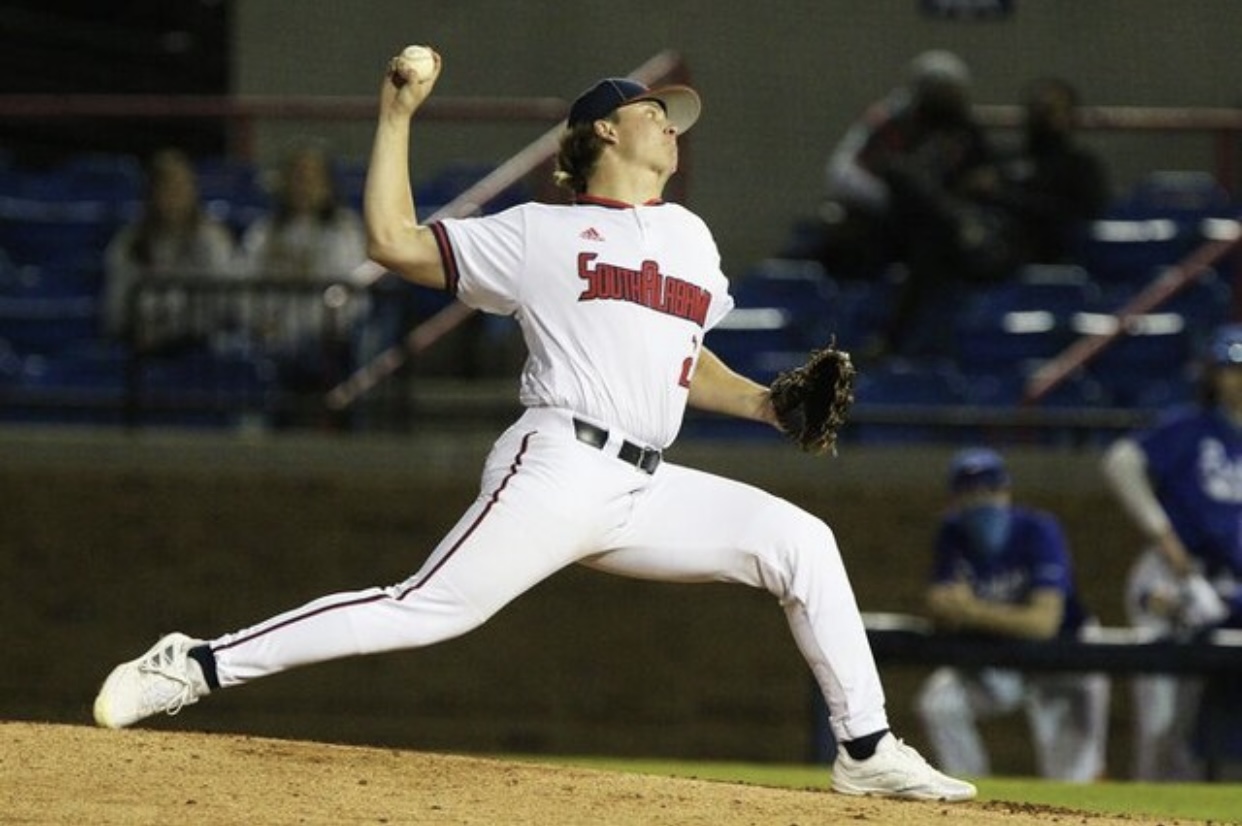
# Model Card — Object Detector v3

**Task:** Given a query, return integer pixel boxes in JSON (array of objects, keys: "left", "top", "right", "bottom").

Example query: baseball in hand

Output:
[{"left": 399, "top": 45, "right": 436, "bottom": 82}]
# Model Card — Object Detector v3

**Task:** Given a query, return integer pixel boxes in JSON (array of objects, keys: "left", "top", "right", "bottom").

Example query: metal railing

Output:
[{"left": 122, "top": 274, "right": 373, "bottom": 429}]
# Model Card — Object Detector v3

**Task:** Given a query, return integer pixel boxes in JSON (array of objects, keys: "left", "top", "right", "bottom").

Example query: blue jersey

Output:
[
  {"left": 1135, "top": 404, "right": 1242, "bottom": 580},
  {"left": 931, "top": 506, "right": 1089, "bottom": 637}
]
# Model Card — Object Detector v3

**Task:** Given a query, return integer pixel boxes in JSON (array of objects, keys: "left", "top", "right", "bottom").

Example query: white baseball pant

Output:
[
  {"left": 1126, "top": 548, "right": 1208, "bottom": 781},
  {"left": 916, "top": 665, "right": 1110, "bottom": 782},
  {"left": 205, "top": 406, "right": 890, "bottom": 744}
]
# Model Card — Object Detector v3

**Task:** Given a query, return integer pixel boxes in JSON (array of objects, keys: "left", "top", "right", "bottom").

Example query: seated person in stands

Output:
[
  {"left": 238, "top": 142, "right": 370, "bottom": 393},
  {"left": 916, "top": 448, "right": 1110, "bottom": 782},
  {"left": 996, "top": 77, "right": 1110, "bottom": 266},
  {"left": 239, "top": 142, "right": 367, "bottom": 281},
  {"left": 103, "top": 148, "right": 237, "bottom": 348},
  {"left": 1101, "top": 322, "right": 1242, "bottom": 781},
  {"left": 820, "top": 50, "right": 1019, "bottom": 356}
]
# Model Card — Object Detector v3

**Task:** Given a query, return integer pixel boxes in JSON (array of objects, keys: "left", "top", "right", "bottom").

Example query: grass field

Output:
[{"left": 533, "top": 755, "right": 1241, "bottom": 823}]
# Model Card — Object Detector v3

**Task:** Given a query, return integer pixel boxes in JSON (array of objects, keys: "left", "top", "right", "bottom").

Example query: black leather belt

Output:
[{"left": 573, "top": 418, "right": 662, "bottom": 475}]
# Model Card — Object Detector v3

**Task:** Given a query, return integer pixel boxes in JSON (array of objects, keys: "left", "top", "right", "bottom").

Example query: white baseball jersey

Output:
[{"left": 433, "top": 196, "right": 734, "bottom": 447}]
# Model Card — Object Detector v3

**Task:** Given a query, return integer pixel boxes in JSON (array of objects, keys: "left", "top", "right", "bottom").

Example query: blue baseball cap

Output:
[
  {"left": 948, "top": 447, "right": 1010, "bottom": 492},
  {"left": 1207, "top": 323, "right": 1242, "bottom": 366},
  {"left": 567, "top": 78, "right": 701, "bottom": 133}
]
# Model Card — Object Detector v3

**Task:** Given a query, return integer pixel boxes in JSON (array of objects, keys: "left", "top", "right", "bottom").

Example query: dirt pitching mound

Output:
[{"left": 1, "top": 721, "right": 1192, "bottom": 825}]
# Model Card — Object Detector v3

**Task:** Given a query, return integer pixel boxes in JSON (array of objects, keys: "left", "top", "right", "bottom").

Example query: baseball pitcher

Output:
[{"left": 93, "top": 46, "right": 973, "bottom": 802}]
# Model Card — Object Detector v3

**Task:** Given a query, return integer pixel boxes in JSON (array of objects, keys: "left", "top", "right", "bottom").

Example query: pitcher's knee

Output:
[{"left": 760, "top": 509, "right": 842, "bottom": 581}]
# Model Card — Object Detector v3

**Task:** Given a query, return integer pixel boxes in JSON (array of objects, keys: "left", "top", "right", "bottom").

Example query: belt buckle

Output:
[
  {"left": 623, "top": 441, "right": 661, "bottom": 474},
  {"left": 638, "top": 447, "right": 661, "bottom": 474}
]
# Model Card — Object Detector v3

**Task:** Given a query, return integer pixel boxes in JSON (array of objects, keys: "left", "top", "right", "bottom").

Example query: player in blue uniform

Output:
[
  {"left": 1102, "top": 322, "right": 1242, "bottom": 780},
  {"left": 916, "top": 447, "right": 1110, "bottom": 781}
]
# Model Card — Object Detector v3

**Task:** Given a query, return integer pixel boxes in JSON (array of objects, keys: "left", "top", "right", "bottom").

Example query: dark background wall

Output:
[
  {"left": 0, "top": 1, "right": 231, "bottom": 161},
  {"left": 0, "top": 429, "right": 1147, "bottom": 776}
]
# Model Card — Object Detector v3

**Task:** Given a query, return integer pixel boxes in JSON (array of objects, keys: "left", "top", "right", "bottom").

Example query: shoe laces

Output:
[{"left": 138, "top": 640, "right": 198, "bottom": 716}]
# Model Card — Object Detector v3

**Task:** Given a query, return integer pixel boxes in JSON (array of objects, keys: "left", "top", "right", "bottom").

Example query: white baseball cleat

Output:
[
  {"left": 832, "top": 733, "right": 977, "bottom": 801},
  {"left": 93, "top": 633, "right": 210, "bottom": 729}
]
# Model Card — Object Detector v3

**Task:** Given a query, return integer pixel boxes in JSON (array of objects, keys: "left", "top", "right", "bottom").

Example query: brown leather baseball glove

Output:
[{"left": 769, "top": 342, "right": 856, "bottom": 456}]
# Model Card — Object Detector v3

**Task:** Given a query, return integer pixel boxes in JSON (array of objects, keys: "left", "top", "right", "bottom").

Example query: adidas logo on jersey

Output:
[{"left": 579, "top": 227, "right": 605, "bottom": 242}]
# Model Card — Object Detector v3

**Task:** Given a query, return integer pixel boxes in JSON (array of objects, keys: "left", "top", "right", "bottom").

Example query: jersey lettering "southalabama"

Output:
[{"left": 577, "top": 252, "right": 711, "bottom": 327}]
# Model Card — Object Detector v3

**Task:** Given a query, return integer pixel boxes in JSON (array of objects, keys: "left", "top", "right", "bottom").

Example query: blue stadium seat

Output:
[
  {"left": 0, "top": 338, "right": 21, "bottom": 385},
  {"left": 1089, "top": 267, "right": 1230, "bottom": 369},
  {"left": 0, "top": 196, "right": 121, "bottom": 267},
  {"left": 0, "top": 341, "right": 128, "bottom": 425},
  {"left": 854, "top": 357, "right": 967, "bottom": 404},
  {"left": 1127, "top": 372, "right": 1196, "bottom": 409},
  {"left": 19, "top": 342, "right": 126, "bottom": 392},
  {"left": 1154, "top": 267, "right": 1232, "bottom": 330},
  {"left": 132, "top": 347, "right": 279, "bottom": 428},
  {"left": 704, "top": 259, "right": 840, "bottom": 383},
  {"left": 1009, "top": 264, "right": 1099, "bottom": 307},
  {"left": 963, "top": 366, "right": 1111, "bottom": 410},
  {"left": 825, "top": 276, "right": 898, "bottom": 352},
  {"left": 193, "top": 156, "right": 271, "bottom": 233},
  {"left": 957, "top": 365, "right": 1115, "bottom": 447},
  {"left": 334, "top": 160, "right": 368, "bottom": 212},
  {"left": 0, "top": 261, "right": 102, "bottom": 300},
  {"left": 1115, "top": 170, "right": 1233, "bottom": 219},
  {"left": 1080, "top": 216, "right": 1199, "bottom": 287},
  {"left": 705, "top": 307, "right": 804, "bottom": 384},
  {"left": 57, "top": 153, "right": 145, "bottom": 201},
  {"left": 734, "top": 258, "right": 834, "bottom": 307},
  {"left": 0, "top": 293, "right": 100, "bottom": 355},
  {"left": 848, "top": 357, "right": 968, "bottom": 443},
  {"left": 1080, "top": 171, "right": 1238, "bottom": 288},
  {"left": 1074, "top": 309, "right": 1194, "bottom": 407},
  {"left": 0, "top": 248, "right": 27, "bottom": 291},
  {"left": 952, "top": 269, "right": 1096, "bottom": 371},
  {"left": 415, "top": 162, "right": 530, "bottom": 218},
  {"left": 194, "top": 156, "right": 265, "bottom": 203},
  {"left": 0, "top": 153, "right": 143, "bottom": 202},
  {"left": 732, "top": 258, "right": 837, "bottom": 347}
]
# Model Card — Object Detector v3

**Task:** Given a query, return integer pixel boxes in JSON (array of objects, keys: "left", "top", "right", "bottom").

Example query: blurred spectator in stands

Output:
[
  {"left": 239, "top": 142, "right": 370, "bottom": 397},
  {"left": 917, "top": 447, "right": 1110, "bottom": 782},
  {"left": 818, "top": 50, "right": 1019, "bottom": 357},
  {"left": 103, "top": 148, "right": 237, "bottom": 347},
  {"left": 996, "top": 77, "right": 1110, "bottom": 266},
  {"left": 240, "top": 142, "right": 367, "bottom": 280},
  {"left": 1101, "top": 322, "right": 1242, "bottom": 781}
]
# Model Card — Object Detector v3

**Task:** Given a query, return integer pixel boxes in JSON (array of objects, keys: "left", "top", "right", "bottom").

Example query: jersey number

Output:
[
  {"left": 678, "top": 356, "right": 694, "bottom": 389},
  {"left": 678, "top": 336, "right": 700, "bottom": 389}
]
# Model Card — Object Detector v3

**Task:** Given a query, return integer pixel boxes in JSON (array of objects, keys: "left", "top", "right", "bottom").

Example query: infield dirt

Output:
[{"left": 1, "top": 721, "right": 1207, "bottom": 825}]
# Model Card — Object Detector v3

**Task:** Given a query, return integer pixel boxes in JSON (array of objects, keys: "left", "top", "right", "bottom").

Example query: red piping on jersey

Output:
[
  {"left": 210, "top": 431, "right": 536, "bottom": 655},
  {"left": 429, "top": 221, "right": 459, "bottom": 296},
  {"left": 574, "top": 194, "right": 664, "bottom": 209}
]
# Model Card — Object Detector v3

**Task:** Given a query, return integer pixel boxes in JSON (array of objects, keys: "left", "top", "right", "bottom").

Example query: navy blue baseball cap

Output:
[
  {"left": 1207, "top": 323, "right": 1242, "bottom": 366},
  {"left": 567, "top": 78, "right": 701, "bottom": 133},
  {"left": 948, "top": 447, "right": 1010, "bottom": 493}
]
